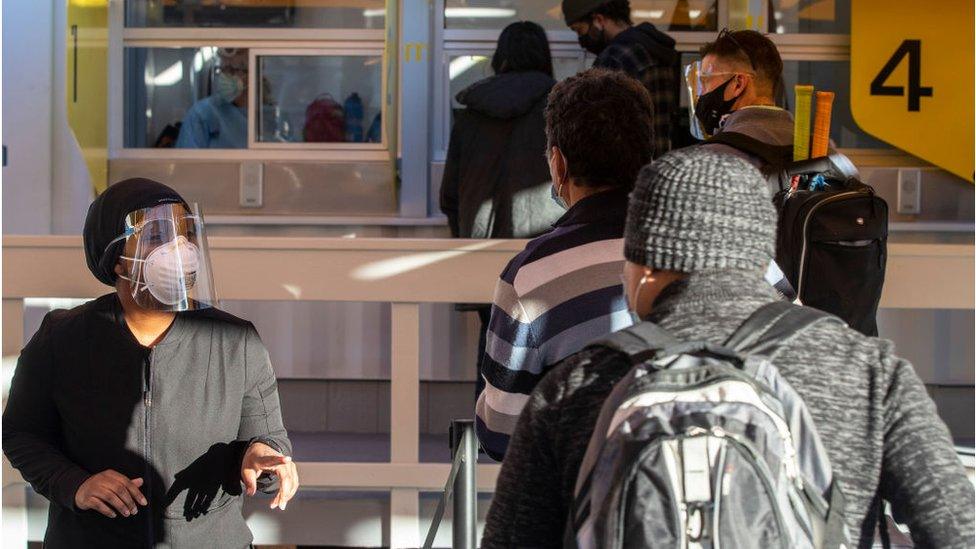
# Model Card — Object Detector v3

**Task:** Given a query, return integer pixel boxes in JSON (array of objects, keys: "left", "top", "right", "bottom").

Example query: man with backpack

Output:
[
  {"left": 481, "top": 148, "right": 974, "bottom": 548},
  {"left": 692, "top": 29, "right": 887, "bottom": 336},
  {"left": 690, "top": 29, "right": 790, "bottom": 165},
  {"left": 562, "top": 0, "right": 681, "bottom": 157}
]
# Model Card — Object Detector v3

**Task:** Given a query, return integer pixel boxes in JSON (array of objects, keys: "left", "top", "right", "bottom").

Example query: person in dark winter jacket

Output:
[
  {"left": 440, "top": 21, "right": 563, "bottom": 240},
  {"left": 482, "top": 149, "right": 974, "bottom": 548},
  {"left": 2, "top": 179, "right": 297, "bottom": 548},
  {"left": 440, "top": 21, "right": 565, "bottom": 400},
  {"left": 562, "top": 0, "right": 681, "bottom": 157}
]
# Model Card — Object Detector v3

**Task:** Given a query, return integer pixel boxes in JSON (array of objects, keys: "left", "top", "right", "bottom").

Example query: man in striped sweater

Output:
[{"left": 475, "top": 68, "right": 656, "bottom": 460}]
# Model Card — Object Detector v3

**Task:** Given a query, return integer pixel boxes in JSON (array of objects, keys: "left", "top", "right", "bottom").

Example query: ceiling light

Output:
[
  {"left": 147, "top": 61, "right": 183, "bottom": 87},
  {"left": 633, "top": 9, "right": 665, "bottom": 19},
  {"left": 445, "top": 7, "right": 517, "bottom": 18}
]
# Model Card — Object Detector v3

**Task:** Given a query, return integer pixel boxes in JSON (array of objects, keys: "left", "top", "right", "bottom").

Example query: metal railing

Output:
[{"left": 422, "top": 420, "right": 477, "bottom": 549}]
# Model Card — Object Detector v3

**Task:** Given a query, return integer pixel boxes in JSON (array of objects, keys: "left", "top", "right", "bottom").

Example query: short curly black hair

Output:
[{"left": 544, "top": 68, "right": 654, "bottom": 189}]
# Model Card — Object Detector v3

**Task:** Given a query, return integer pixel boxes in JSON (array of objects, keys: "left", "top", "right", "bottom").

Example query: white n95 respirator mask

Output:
[
  {"left": 106, "top": 202, "right": 217, "bottom": 312},
  {"left": 122, "top": 236, "right": 201, "bottom": 306}
]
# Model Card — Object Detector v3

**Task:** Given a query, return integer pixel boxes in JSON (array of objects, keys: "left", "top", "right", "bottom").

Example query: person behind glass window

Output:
[
  {"left": 439, "top": 21, "right": 565, "bottom": 403},
  {"left": 176, "top": 48, "right": 248, "bottom": 149}
]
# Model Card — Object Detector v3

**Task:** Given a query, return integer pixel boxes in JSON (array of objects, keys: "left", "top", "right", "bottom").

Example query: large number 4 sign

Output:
[
  {"left": 850, "top": 0, "right": 972, "bottom": 181},
  {"left": 869, "top": 40, "right": 933, "bottom": 111}
]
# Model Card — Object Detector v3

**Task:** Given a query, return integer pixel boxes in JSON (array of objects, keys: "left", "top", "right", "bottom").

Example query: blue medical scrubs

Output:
[{"left": 175, "top": 95, "right": 247, "bottom": 149}]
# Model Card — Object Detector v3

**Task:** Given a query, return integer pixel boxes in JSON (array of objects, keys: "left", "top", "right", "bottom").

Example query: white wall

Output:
[
  {"left": 2, "top": 0, "right": 54, "bottom": 235},
  {"left": 1, "top": 0, "right": 91, "bottom": 235}
]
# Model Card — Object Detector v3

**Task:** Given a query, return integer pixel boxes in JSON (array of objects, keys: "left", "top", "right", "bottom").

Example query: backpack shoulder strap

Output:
[
  {"left": 724, "top": 301, "right": 844, "bottom": 358},
  {"left": 587, "top": 321, "right": 680, "bottom": 365},
  {"left": 705, "top": 131, "right": 794, "bottom": 170}
]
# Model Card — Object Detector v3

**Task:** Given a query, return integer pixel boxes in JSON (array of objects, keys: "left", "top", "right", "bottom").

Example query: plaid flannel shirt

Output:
[{"left": 595, "top": 37, "right": 679, "bottom": 159}]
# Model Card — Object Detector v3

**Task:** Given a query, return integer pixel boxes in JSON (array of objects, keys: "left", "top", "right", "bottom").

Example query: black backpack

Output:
[{"left": 707, "top": 131, "right": 888, "bottom": 336}]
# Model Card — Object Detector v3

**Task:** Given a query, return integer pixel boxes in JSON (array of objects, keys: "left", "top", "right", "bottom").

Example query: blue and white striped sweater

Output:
[{"left": 475, "top": 189, "right": 633, "bottom": 460}]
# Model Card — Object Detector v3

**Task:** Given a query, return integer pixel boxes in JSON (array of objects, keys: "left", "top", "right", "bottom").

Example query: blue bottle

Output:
[
  {"left": 343, "top": 93, "right": 364, "bottom": 142},
  {"left": 366, "top": 113, "right": 382, "bottom": 143}
]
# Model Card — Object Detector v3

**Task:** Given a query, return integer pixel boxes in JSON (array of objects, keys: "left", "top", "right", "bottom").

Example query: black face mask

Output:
[
  {"left": 694, "top": 77, "right": 740, "bottom": 136},
  {"left": 578, "top": 24, "right": 608, "bottom": 55}
]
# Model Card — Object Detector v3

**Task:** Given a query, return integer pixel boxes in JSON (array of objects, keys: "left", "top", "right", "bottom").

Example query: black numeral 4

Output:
[{"left": 870, "top": 39, "right": 933, "bottom": 112}]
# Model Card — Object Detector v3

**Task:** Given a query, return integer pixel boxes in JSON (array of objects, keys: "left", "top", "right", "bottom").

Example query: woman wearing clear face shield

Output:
[{"left": 2, "top": 178, "right": 297, "bottom": 548}]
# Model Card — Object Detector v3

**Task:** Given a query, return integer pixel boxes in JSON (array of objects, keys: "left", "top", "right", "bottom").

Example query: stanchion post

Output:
[{"left": 450, "top": 420, "right": 477, "bottom": 549}]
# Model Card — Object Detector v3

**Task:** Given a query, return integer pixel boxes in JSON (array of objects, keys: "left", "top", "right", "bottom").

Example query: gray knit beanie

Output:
[{"left": 624, "top": 148, "right": 776, "bottom": 273}]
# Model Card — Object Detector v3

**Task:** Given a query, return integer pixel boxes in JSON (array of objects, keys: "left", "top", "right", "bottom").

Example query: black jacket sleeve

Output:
[
  {"left": 440, "top": 117, "right": 463, "bottom": 237},
  {"left": 2, "top": 314, "right": 92, "bottom": 510},
  {"left": 237, "top": 325, "right": 292, "bottom": 494}
]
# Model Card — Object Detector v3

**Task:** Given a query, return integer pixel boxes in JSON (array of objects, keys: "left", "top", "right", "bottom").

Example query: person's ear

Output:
[
  {"left": 548, "top": 146, "right": 567, "bottom": 187},
  {"left": 727, "top": 73, "right": 750, "bottom": 100},
  {"left": 590, "top": 13, "right": 606, "bottom": 32}
]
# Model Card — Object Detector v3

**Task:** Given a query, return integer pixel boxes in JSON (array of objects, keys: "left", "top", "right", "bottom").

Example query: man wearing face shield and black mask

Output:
[
  {"left": 2, "top": 178, "right": 297, "bottom": 547},
  {"left": 687, "top": 29, "right": 792, "bottom": 167},
  {"left": 562, "top": 0, "right": 680, "bottom": 158}
]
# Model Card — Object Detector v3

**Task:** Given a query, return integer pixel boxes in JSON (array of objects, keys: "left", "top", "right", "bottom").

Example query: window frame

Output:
[
  {"left": 247, "top": 47, "right": 388, "bottom": 151},
  {"left": 109, "top": 1, "right": 390, "bottom": 161}
]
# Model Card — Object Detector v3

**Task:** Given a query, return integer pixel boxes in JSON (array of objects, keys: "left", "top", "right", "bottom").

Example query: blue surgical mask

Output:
[
  {"left": 215, "top": 72, "right": 244, "bottom": 104},
  {"left": 623, "top": 273, "right": 650, "bottom": 324},
  {"left": 550, "top": 182, "right": 567, "bottom": 210}
]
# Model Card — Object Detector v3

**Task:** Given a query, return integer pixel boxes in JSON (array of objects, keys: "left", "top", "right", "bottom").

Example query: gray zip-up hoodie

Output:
[
  {"left": 482, "top": 270, "right": 974, "bottom": 548},
  {"left": 2, "top": 294, "right": 291, "bottom": 548},
  {"left": 704, "top": 105, "right": 796, "bottom": 170}
]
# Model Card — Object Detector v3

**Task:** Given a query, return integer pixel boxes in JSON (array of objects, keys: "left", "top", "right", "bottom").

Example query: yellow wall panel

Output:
[{"left": 66, "top": 0, "right": 109, "bottom": 194}]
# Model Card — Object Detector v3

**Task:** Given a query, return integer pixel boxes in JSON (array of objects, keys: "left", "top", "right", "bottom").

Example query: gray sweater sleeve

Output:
[
  {"left": 481, "top": 371, "right": 567, "bottom": 548},
  {"left": 879, "top": 350, "right": 975, "bottom": 548},
  {"left": 238, "top": 325, "right": 292, "bottom": 493}
]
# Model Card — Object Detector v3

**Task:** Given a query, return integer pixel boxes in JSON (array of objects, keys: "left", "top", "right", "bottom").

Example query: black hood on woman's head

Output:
[
  {"left": 456, "top": 71, "right": 556, "bottom": 119},
  {"left": 83, "top": 178, "right": 189, "bottom": 286}
]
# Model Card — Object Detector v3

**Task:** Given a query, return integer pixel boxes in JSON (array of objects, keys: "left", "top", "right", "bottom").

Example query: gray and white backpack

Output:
[{"left": 569, "top": 301, "right": 851, "bottom": 549}]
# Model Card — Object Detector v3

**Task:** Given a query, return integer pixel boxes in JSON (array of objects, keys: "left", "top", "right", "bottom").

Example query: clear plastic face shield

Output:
[
  {"left": 684, "top": 57, "right": 756, "bottom": 139},
  {"left": 684, "top": 60, "right": 709, "bottom": 140},
  {"left": 107, "top": 203, "right": 218, "bottom": 311}
]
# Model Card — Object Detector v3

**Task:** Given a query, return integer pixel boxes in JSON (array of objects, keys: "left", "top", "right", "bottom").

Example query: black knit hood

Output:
[{"left": 456, "top": 71, "right": 556, "bottom": 119}]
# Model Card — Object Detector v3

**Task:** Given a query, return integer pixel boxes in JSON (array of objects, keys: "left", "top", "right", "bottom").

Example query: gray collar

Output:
[
  {"left": 718, "top": 106, "right": 795, "bottom": 147},
  {"left": 648, "top": 269, "right": 779, "bottom": 322}
]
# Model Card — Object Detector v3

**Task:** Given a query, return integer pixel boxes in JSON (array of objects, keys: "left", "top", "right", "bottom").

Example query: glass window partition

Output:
[
  {"left": 769, "top": 0, "right": 850, "bottom": 34},
  {"left": 254, "top": 53, "right": 384, "bottom": 146},
  {"left": 125, "top": 0, "right": 386, "bottom": 29},
  {"left": 444, "top": 0, "right": 718, "bottom": 31},
  {"left": 124, "top": 46, "right": 249, "bottom": 149}
]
